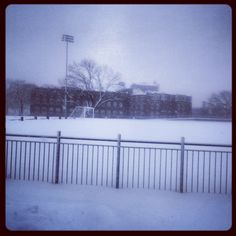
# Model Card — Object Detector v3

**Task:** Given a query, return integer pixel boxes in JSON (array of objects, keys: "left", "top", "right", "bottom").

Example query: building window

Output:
[
  {"left": 34, "top": 106, "right": 40, "bottom": 113},
  {"left": 35, "top": 96, "right": 40, "bottom": 103},
  {"left": 55, "top": 107, "right": 61, "bottom": 113},
  {"left": 41, "top": 106, "right": 47, "bottom": 114},
  {"left": 49, "top": 97, "right": 54, "bottom": 104},
  {"left": 113, "top": 101, "right": 117, "bottom": 107},
  {"left": 49, "top": 107, "right": 54, "bottom": 112},
  {"left": 42, "top": 97, "right": 48, "bottom": 104},
  {"left": 56, "top": 97, "right": 61, "bottom": 103},
  {"left": 107, "top": 101, "right": 111, "bottom": 107},
  {"left": 119, "top": 102, "right": 123, "bottom": 108}
]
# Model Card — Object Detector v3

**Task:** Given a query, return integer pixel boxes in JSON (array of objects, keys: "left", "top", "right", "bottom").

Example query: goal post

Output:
[{"left": 69, "top": 106, "right": 95, "bottom": 118}]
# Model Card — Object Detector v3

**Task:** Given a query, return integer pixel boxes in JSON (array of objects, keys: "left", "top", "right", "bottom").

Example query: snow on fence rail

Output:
[{"left": 5, "top": 132, "right": 232, "bottom": 194}]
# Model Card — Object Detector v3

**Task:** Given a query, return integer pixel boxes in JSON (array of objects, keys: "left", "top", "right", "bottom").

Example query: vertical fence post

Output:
[
  {"left": 55, "top": 131, "right": 61, "bottom": 184},
  {"left": 116, "top": 134, "right": 121, "bottom": 189},
  {"left": 180, "top": 137, "right": 185, "bottom": 193}
]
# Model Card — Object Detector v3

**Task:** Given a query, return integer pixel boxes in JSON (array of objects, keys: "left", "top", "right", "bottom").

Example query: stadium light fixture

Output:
[{"left": 62, "top": 34, "right": 74, "bottom": 119}]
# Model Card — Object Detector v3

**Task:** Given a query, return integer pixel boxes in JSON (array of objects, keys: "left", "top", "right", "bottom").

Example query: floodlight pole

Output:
[
  {"left": 65, "top": 41, "right": 68, "bottom": 119},
  {"left": 62, "top": 34, "right": 74, "bottom": 119}
]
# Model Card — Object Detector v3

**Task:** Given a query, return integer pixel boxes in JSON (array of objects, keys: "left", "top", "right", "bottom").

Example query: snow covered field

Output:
[
  {"left": 6, "top": 116, "right": 232, "bottom": 144},
  {"left": 5, "top": 117, "right": 232, "bottom": 230},
  {"left": 6, "top": 179, "right": 231, "bottom": 230}
]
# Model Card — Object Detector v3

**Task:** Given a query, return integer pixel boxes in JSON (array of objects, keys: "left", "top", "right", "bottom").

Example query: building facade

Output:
[{"left": 30, "top": 86, "right": 192, "bottom": 118}]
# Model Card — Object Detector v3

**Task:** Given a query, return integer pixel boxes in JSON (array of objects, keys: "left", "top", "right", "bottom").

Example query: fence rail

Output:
[{"left": 5, "top": 132, "right": 232, "bottom": 194}]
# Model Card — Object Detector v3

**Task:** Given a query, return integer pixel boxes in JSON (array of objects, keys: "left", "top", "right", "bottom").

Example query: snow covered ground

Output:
[
  {"left": 6, "top": 116, "right": 232, "bottom": 144},
  {"left": 5, "top": 117, "right": 232, "bottom": 230},
  {"left": 6, "top": 179, "right": 231, "bottom": 230}
]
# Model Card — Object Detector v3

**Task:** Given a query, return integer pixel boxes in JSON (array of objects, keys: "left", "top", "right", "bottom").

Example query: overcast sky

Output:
[{"left": 6, "top": 4, "right": 231, "bottom": 107}]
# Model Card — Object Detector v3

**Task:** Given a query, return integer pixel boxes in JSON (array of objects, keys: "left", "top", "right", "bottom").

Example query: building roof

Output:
[{"left": 130, "top": 84, "right": 159, "bottom": 94}]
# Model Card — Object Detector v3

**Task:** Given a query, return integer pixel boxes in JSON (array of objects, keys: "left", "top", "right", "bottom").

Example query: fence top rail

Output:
[
  {"left": 60, "top": 142, "right": 117, "bottom": 148},
  {"left": 121, "top": 140, "right": 231, "bottom": 148},
  {"left": 61, "top": 136, "right": 117, "bottom": 142},
  {"left": 6, "top": 133, "right": 232, "bottom": 148},
  {"left": 184, "top": 142, "right": 232, "bottom": 148},
  {"left": 185, "top": 148, "right": 232, "bottom": 153},
  {"left": 6, "top": 133, "right": 56, "bottom": 139}
]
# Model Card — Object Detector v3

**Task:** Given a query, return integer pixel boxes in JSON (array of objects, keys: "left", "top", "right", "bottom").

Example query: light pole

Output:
[{"left": 62, "top": 34, "right": 74, "bottom": 119}]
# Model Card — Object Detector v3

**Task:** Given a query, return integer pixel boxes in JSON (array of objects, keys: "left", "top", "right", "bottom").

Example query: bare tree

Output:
[
  {"left": 6, "top": 79, "right": 37, "bottom": 116},
  {"left": 202, "top": 90, "right": 232, "bottom": 118},
  {"left": 62, "top": 59, "right": 125, "bottom": 109}
]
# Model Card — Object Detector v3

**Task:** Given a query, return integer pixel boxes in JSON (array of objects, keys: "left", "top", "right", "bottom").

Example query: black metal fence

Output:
[{"left": 5, "top": 132, "right": 232, "bottom": 194}]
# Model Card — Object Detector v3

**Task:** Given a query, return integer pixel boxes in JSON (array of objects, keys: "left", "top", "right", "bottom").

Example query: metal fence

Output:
[{"left": 5, "top": 132, "right": 232, "bottom": 194}]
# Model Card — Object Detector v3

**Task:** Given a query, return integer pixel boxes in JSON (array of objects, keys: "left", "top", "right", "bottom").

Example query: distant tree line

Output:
[
  {"left": 202, "top": 91, "right": 232, "bottom": 118},
  {"left": 195, "top": 91, "right": 232, "bottom": 119}
]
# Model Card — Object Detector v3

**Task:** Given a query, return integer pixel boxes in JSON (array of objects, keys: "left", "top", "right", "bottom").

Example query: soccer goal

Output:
[{"left": 69, "top": 106, "right": 95, "bottom": 118}]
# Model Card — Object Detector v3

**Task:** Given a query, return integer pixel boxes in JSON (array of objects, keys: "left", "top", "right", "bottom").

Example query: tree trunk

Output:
[{"left": 19, "top": 99, "right": 24, "bottom": 116}]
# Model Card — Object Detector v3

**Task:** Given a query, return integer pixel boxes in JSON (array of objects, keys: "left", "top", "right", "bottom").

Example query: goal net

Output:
[{"left": 69, "top": 106, "right": 95, "bottom": 118}]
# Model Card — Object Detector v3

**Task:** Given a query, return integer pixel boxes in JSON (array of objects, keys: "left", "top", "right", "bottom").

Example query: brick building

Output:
[{"left": 30, "top": 85, "right": 192, "bottom": 118}]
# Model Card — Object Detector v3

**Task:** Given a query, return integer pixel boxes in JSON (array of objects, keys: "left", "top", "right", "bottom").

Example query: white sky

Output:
[{"left": 6, "top": 4, "right": 232, "bottom": 107}]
